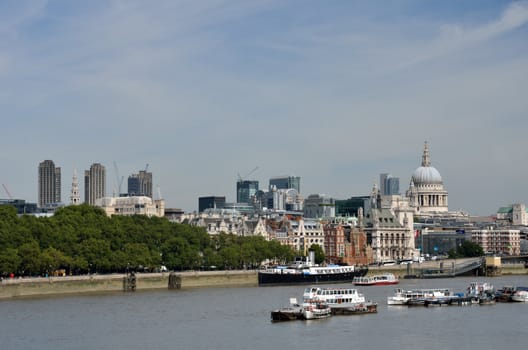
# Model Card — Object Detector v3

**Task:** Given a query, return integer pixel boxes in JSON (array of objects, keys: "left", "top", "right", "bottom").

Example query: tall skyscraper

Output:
[
  {"left": 84, "top": 163, "right": 106, "bottom": 205},
  {"left": 38, "top": 160, "right": 61, "bottom": 207},
  {"left": 386, "top": 176, "right": 400, "bottom": 195},
  {"left": 70, "top": 168, "right": 81, "bottom": 205},
  {"left": 379, "top": 173, "right": 389, "bottom": 195},
  {"left": 236, "top": 180, "right": 259, "bottom": 204},
  {"left": 127, "top": 170, "right": 153, "bottom": 198},
  {"left": 269, "top": 175, "right": 301, "bottom": 193},
  {"left": 380, "top": 173, "right": 400, "bottom": 195}
]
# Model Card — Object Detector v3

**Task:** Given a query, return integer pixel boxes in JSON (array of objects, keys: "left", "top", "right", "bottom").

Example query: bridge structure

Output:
[{"left": 405, "top": 257, "right": 484, "bottom": 279}]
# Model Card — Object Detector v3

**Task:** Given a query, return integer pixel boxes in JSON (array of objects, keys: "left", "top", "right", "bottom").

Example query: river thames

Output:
[{"left": 1, "top": 275, "right": 527, "bottom": 350}]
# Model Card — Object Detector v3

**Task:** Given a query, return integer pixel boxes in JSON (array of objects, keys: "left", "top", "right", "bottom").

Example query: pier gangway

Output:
[{"left": 414, "top": 257, "right": 484, "bottom": 279}]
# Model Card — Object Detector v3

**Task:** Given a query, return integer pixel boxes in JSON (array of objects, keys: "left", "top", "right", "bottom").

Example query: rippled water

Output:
[{"left": 1, "top": 275, "right": 527, "bottom": 350}]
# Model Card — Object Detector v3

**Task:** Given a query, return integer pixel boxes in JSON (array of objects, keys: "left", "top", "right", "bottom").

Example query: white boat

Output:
[
  {"left": 353, "top": 273, "right": 399, "bottom": 286},
  {"left": 301, "top": 299, "right": 332, "bottom": 320},
  {"left": 466, "top": 282, "right": 496, "bottom": 305},
  {"left": 303, "top": 286, "right": 377, "bottom": 314},
  {"left": 511, "top": 288, "right": 528, "bottom": 302},
  {"left": 387, "top": 288, "right": 453, "bottom": 306}
]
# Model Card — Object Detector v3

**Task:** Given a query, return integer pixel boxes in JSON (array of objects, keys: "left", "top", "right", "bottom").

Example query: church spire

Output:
[
  {"left": 70, "top": 168, "right": 80, "bottom": 205},
  {"left": 421, "top": 141, "right": 431, "bottom": 167}
]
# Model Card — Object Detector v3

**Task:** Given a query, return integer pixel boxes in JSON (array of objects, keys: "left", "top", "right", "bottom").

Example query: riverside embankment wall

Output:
[
  {"left": 1, "top": 261, "right": 526, "bottom": 300},
  {"left": 0, "top": 270, "right": 258, "bottom": 299}
]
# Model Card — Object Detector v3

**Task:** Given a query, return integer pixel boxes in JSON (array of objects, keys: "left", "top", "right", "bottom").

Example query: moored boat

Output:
[
  {"left": 496, "top": 285, "right": 517, "bottom": 302},
  {"left": 387, "top": 288, "right": 455, "bottom": 306},
  {"left": 258, "top": 254, "right": 368, "bottom": 286},
  {"left": 270, "top": 298, "right": 303, "bottom": 322},
  {"left": 301, "top": 299, "right": 332, "bottom": 320},
  {"left": 511, "top": 287, "right": 528, "bottom": 302},
  {"left": 466, "top": 282, "right": 496, "bottom": 305},
  {"left": 303, "top": 286, "right": 377, "bottom": 315},
  {"left": 353, "top": 273, "right": 399, "bottom": 286}
]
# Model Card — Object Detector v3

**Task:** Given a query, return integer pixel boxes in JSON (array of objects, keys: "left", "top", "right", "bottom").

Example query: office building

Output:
[
  {"left": 38, "top": 160, "right": 61, "bottom": 207},
  {"left": 380, "top": 173, "right": 400, "bottom": 195},
  {"left": 84, "top": 163, "right": 106, "bottom": 205},
  {"left": 0, "top": 199, "right": 38, "bottom": 214},
  {"left": 269, "top": 176, "right": 300, "bottom": 193},
  {"left": 128, "top": 170, "right": 153, "bottom": 198},
  {"left": 199, "top": 196, "right": 226, "bottom": 212},
  {"left": 236, "top": 180, "right": 259, "bottom": 204},
  {"left": 304, "top": 194, "right": 335, "bottom": 218},
  {"left": 96, "top": 196, "right": 165, "bottom": 217},
  {"left": 335, "top": 196, "right": 369, "bottom": 217}
]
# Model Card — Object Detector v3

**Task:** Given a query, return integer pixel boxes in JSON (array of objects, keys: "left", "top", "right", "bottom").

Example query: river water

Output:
[{"left": 1, "top": 275, "right": 527, "bottom": 350}]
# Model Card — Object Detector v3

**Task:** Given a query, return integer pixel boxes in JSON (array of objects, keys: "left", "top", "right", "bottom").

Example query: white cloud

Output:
[{"left": 2, "top": 1, "right": 528, "bottom": 215}]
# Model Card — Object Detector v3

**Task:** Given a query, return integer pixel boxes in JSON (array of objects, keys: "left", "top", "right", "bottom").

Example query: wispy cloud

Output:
[
  {"left": 1, "top": 1, "right": 528, "bottom": 214},
  {"left": 398, "top": 1, "right": 528, "bottom": 68}
]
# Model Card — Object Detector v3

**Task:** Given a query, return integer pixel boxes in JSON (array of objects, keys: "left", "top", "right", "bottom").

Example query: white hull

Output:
[
  {"left": 302, "top": 304, "right": 332, "bottom": 320},
  {"left": 511, "top": 291, "right": 528, "bottom": 302},
  {"left": 387, "top": 296, "right": 409, "bottom": 305}
]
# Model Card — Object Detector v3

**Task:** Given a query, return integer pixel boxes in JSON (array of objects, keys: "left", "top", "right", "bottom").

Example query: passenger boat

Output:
[
  {"left": 270, "top": 298, "right": 303, "bottom": 322},
  {"left": 511, "top": 287, "right": 528, "bottom": 302},
  {"left": 387, "top": 288, "right": 455, "bottom": 306},
  {"left": 303, "top": 286, "right": 377, "bottom": 315},
  {"left": 258, "top": 255, "right": 368, "bottom": 286},
  {"left": 301, "top": 299, "right": 332, "bottom": 320},
  {"left": 353, "top": 273, "right": 399, "bottom": 286}
]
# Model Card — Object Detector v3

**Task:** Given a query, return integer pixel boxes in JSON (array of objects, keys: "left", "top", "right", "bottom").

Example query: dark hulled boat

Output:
[{"left": 259, "top": 256, "right": 368, "bottom": 286}]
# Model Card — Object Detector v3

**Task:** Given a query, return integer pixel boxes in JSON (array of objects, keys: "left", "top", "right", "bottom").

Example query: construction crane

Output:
[
  {"left": 237, "top": 166, "right": 259, "bottom": 183},
  {"left": 2, "top": 184, "right": 13, "bottom": 200},
  {"left": 113, "top": 161, "right": 124, "bottom": 196},
  {"left": 144, "top": 163, "right": 149, "bottom": 172}
]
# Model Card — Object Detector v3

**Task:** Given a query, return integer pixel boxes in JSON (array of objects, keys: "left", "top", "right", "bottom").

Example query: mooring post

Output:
[
  {"left": 123, "top": 271, "right": 137, "bottom": 292},
  {"left": 168, "top": 272, "right": 181, "bottom": 290}
]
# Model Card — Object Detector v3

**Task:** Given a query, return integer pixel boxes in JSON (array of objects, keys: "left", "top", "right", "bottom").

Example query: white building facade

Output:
[
  {"left": 365, "top": 185, "right": 418, "bottom": 263},
  {"left": 471, "top": 229, "right": 521, "bottom": 256},
  {"left": 179, "top": 209, "right": 269, "bottom": 238},
  {"left": 95, "top": 196, "right": 165, "bottom": 217},
  {"left": 289, "top": 219, "right": 325, "bottom": 254}
]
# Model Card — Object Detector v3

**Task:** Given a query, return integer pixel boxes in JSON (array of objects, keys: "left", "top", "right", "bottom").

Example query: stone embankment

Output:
[
  {"left": 0, "top": 270, "right": 258, "bottom": 299},
  {"left": 1, "top": 259, "right": 526, "bottom": 300}
]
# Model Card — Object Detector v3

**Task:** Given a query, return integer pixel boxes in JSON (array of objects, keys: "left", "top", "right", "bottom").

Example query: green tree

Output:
[
  {"left": 41, "top": 247, "right": 71, "bottom": 274},
  {"left": 0, "top": 248, "right": 21, "bottom": 276},
  {"left": 458, "top": 241, "right": 484, "bottom": 257},
  {"left": 448, "top": 240, "right": 484, "bottom": 258},
  {"left": 18, "top": 241, "right": 42, "bottom": 276}
]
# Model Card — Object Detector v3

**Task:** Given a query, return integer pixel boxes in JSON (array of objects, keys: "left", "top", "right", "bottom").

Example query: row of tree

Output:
[
  {"left": 0, "top": 205, "right": 297, "bottom": 277},
  {"left": 447, "top": 240, "right": 484, "bottom": 259}
]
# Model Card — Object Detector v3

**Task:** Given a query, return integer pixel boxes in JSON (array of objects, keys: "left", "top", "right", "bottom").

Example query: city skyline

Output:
[{"left": 2, "top": 1, "right": 528, "bottom": 215}]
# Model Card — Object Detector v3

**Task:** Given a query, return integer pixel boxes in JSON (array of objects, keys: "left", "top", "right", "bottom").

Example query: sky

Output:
[{"left": 1, "top": 0, "right": 528, "bottom": 216}]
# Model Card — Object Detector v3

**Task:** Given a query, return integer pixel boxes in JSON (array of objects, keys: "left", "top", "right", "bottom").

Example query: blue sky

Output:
[{"left": 1, "top": 0, "right": 528, "bottom": 215}]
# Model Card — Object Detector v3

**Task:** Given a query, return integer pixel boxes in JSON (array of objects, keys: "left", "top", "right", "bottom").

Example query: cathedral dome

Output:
[
  {"left": 410, "top": 141, "right": 443, "bottom": 185},
  {"left": 412, "top": 166, "right": 442, "bottom": 185}
]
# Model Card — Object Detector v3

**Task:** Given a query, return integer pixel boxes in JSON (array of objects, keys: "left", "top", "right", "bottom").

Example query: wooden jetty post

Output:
[
  {"left": 123, "top": 271, "right": 137, "bottom": 292},
  {"left": 168, "top": 272, "right": 181, "bottom": 290}
]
